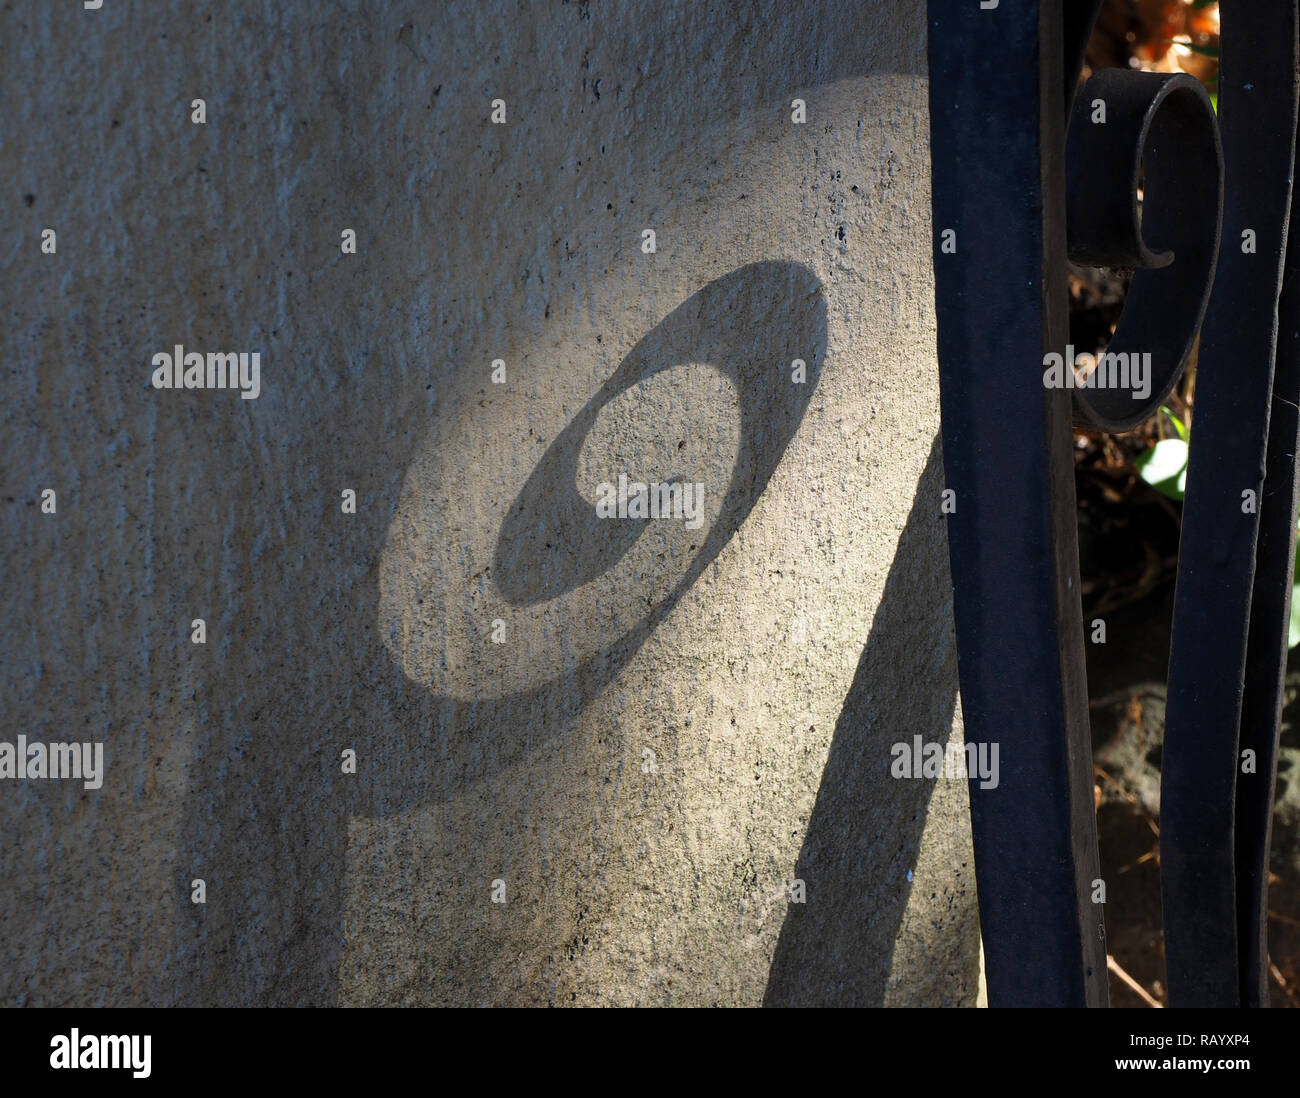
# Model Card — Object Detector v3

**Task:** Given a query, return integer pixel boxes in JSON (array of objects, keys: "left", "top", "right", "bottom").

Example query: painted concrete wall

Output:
[{"left": 1, "top": 0, "right": 979, "bottom": 1005}]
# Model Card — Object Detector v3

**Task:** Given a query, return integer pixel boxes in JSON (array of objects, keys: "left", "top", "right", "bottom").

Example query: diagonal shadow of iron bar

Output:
[
  {"left": 927, "top": 2, "right": 1108, "bottom": 1007},
  {"left": 1162, "top": 0, "right": 1300, "bottom": 1009},
  {"left": 1237, "top": 50, "right": 1300, "bottom": 1010}
]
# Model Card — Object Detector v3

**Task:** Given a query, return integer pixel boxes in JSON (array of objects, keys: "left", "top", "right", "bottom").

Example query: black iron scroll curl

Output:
[{"left": 1065, "top": 71, "right": 1224, "bottom": 430}]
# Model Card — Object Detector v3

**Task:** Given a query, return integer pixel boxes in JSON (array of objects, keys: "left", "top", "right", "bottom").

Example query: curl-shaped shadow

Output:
[
  {"left": 173, "top": 262, "right": 827, "bottom": 1007},
  {"left": 154, "top": 0, "right": 933, "bottom": 1009},
  {"left": 348, "top": 260, "right": 826, "bottom": 821},
  {"left": 494, "top": 260, "right": 826, "bottom": 609}
]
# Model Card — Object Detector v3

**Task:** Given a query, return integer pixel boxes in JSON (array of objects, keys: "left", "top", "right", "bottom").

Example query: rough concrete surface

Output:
[{"left": 0, "top": 0, "right": 979, "bottom": 1005}]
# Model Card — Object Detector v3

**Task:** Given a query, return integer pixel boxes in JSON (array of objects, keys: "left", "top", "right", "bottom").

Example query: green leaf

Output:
[
  {"left": 1136, "top": 438, "right": 1190, "bottom": 500},
  {"left": 1292, "top": 534, "right": 1300, "bottom": 648},
  {"left": 1290, "top": 520, "right": 1300, "bottom": 648},
  {"left": 1160, "top": 404, "right": 1189, "bottom": 441}
]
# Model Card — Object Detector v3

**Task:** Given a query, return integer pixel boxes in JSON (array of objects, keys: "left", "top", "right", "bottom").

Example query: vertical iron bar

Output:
[
  {"left": 1161, "top": 0, "right": 1300, "bottom": 1009},
  {"left": 927, "top": 0, "right": 1108, "bottom": 1007},
  {"left": 1237, "top": 104, "right": 1300, "bottom": 1009}
]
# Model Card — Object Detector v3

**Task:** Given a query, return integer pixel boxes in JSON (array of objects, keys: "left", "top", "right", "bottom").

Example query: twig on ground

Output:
[{"left": 1108, "top": 954, "right": 1163, "bottom": 1008}]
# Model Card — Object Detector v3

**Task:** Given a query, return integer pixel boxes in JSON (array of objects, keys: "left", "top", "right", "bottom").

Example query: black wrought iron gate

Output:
[{"left": 927, "top": 0, "right": 1300, "bottom": 1007}]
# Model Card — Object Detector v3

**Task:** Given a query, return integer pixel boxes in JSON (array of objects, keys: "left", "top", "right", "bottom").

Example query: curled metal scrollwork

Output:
[{"left": 1065, "top": 70, "right": 1223, "bottom": 431}]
